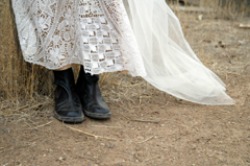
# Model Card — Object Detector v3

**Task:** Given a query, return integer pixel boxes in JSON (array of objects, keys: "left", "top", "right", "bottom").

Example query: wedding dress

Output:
[{"left": 12, "top": 0, "right": 234, "bottom": 105}]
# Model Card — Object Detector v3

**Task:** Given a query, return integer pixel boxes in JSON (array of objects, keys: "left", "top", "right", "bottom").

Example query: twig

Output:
[
  {"left": 20, "top": 102, "right": 49, "bottom": 111},
  {"left": 174, "top": 6, "right": 213, "bottom": 13},
  {"left": 239, "top": 24, "right": 250, "bottom": 29},
  {"left": 130, "top": 119, "right": 162, "bottom": 123},
  {"left": 33, "top": 121, "right": 53, "bottom": 129},
  {"left": 135, "top": 136, "right": 155, "bottom": 144},
  {"left": 217, "top": 70, "right": 241, "bottom": 76},
  {"left": 65, "top": 125, "right": 117, "bottom": 141},
  {"left": 120, "top": 114, "right": 162, "bottom": 124},
  {"left": 90, "top": 124, "right": 122, "bottom": 129}
]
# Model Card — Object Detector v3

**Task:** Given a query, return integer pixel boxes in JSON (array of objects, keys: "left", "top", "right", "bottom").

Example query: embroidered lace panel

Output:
[{"left": 12, "top": 0, "right": 145, "bottom": 75}]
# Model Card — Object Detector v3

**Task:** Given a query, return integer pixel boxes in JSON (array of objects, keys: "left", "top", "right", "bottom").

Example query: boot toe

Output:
[
  {"left": 65, "top": 111, "right": 83, "bottom": 118},
  {"left": 54, "top": 99, "right": 85, "bottom": 123},
  {"left": 54, "top": 109, "right": 84, "bottom": 123},
  {"left": 84, "top": 106, "right": 111, "bottom": 119}
]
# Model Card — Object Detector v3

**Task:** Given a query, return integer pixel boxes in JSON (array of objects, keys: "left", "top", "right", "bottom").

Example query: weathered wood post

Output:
[{"left": 0, "top": 0, "right": 53, "bottom": 100}]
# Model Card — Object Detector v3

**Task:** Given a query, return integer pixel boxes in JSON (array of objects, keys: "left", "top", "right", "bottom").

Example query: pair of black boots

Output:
[{"left": 53, "top": 67, "right": 111, "bottom": 123}]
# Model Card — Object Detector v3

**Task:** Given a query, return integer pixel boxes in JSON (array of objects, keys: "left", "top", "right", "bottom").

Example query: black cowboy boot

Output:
[
  {"left": 53, "top": 68, "right": 84, "bottom": 123},
  {"left": 76, "top": 66, "right": 111, "bottom": 119}
]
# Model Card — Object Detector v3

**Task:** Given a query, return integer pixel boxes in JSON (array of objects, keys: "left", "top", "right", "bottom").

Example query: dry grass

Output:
[
  {"left": 203, "top": 0, "right": 250, "bottom": 19},
  {"left": 168, "top": 0, "right": 250, "bottom": 19}
]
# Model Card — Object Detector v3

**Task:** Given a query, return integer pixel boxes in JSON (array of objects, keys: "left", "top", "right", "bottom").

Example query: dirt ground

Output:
[{"left": 0, "top": 7, "right": 250, "bottom": 166}]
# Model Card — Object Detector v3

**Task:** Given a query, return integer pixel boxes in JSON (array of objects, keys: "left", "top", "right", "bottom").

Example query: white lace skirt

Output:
[{"left": 12, "top": 0, "right": 146, "bottom": 75}]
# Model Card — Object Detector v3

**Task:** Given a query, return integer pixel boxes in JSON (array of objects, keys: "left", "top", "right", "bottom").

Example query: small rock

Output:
[
  {"left": 198, "top": 14, "right": 203, "bottom": 21},
  {"left": 58, "top": 156, "right": 66, "bottom": 161},
  {"left": 106, "top": 142, "right": 115, "bottom": 149}
]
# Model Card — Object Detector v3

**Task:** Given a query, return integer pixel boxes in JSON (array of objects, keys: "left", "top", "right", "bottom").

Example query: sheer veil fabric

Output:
[{"left": 120, "top": 0, "right": 234, "bottom": 105}]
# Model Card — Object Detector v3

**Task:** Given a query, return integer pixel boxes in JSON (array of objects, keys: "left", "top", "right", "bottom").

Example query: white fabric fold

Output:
[{"left": 124, "top": 0, "right": 234, "bottom": 105}]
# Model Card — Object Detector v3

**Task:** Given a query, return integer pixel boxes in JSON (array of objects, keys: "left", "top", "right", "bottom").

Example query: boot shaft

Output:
[
  {"left": 78, "top": 66, "right": 99, "bottom": 84},
  {"left": 53, "top": 68, "right": 75, "bottom": 87},
  {"left": 76, "top": 66, "right": 111, "bottom": 119},
  {"left": 52, "top": 68, "right": 84, "bottom": 123}
]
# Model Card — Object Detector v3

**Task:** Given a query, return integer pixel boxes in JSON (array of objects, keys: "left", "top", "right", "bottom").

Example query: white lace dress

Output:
[
  {"left": 12, "top": 0, "right": 234, "bottom": 105},
  {"left": 12, "top": 0, "right": 145, "bottom": 75}
]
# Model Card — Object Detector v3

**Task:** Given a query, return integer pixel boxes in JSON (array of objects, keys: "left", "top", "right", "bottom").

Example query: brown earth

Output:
[{"left": 0, "top": 7, "right": 250, "bottom": 166}]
